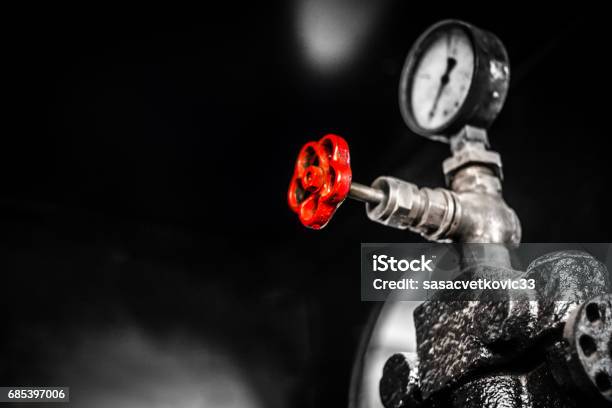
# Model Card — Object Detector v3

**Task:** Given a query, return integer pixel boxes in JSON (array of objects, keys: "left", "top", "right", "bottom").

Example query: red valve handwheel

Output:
[{"left": 288, "top": 134, "right": 352, "bottom": 229}]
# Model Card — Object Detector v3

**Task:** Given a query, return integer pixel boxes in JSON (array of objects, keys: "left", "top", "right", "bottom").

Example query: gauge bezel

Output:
[{"left": 399, "top": 19, "right": 510, "bottom": 142}]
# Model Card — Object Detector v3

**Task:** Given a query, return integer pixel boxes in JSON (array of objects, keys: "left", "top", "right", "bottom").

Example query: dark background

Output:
[{"left": 2, "top": 3, "right": 611, "bottom": 407}]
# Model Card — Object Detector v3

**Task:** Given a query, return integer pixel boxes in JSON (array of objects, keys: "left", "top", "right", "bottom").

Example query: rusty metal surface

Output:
[
  {"left": 407, "top": 250, "right": 611, "bottom": 407},
  {"left": 450, "top": 365, "right": 579, "bottom": 408}
]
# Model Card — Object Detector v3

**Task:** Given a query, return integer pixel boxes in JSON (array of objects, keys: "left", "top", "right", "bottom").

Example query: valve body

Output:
[{"left": 288, "top": 127, "right": 521, "bottom": 247}]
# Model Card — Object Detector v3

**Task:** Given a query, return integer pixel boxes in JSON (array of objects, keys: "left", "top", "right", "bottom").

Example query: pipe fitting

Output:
[
  {"left": 365, "top": 177, "right": 460, "bottom": 241},
  {"left": 364, "top": 157, "right": 520, "bottom": 246},
  {"left": 366, "top": 177, "right": 421, "bottom": 230}
]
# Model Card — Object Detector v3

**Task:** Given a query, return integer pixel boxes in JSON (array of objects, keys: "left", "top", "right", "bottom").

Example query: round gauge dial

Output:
[
  {"left": 411, "top": 28, "right": 474, "bottom": 130},
  {"left": 399, "top": 20, "right": 510, "bottom": 141}
]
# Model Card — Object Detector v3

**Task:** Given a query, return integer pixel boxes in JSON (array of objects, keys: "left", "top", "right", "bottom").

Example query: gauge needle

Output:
[{"left": 428, "top": 56, "right": 457, "bottom": 121}]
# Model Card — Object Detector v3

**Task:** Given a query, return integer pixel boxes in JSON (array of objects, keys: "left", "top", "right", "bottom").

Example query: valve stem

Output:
[{"left": 349, "top": 182, "right": 385, "bottom": 204}]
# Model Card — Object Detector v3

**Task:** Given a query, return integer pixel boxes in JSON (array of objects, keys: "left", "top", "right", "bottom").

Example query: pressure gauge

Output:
[{"left": 399, "top": 20, "right": 510, "bottom": 142}]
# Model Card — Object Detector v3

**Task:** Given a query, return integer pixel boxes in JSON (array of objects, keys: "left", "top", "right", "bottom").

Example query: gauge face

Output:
[
  {"left": 411, "top": 27, "right": 474, "bottom": 130},
  {"left": 399, "top": 20, "right": 510, "bottom": 141}
]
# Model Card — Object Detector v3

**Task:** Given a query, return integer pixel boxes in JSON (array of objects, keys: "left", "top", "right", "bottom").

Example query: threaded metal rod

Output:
[{"left": 349, "top": 182, "right": 385, "bottom": 204}]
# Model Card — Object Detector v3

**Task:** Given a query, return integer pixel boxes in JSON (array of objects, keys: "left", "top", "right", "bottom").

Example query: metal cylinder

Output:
[
  {"left": 362, "top": 176, "right": 460, "bottom": 241},
  {"left": 365, "top": 177, "right": 421, "bottom": 230},
  {"left": 349, "top": 183, "right": 386, "bottom": 204}
]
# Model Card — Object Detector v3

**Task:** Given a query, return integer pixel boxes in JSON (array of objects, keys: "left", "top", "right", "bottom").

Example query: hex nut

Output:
[{"left": 366, "top": 177, "right": 420, "bottom": 229}]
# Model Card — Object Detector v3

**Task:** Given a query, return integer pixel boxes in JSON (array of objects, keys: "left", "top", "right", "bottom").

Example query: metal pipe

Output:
[{"left": 349, "top": 182, "right": 385, "bottom": 204}]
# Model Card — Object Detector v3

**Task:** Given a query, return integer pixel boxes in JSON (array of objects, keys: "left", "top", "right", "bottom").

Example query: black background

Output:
[{"left": 2, "top": 3, "right": 611, "bottom": 407}]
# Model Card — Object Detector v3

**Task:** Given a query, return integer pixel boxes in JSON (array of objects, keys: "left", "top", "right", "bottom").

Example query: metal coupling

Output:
[
  {"left": 443, "top": 126, "right": 503, "bottom": 185},
  {"left": 365, "top": 176, "right": 459, "bottom": 241}
]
